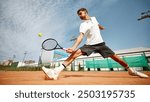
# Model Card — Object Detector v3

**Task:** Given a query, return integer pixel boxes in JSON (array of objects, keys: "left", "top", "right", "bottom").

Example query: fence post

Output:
[{"left": 142, "top": 51, "right": 150, "bottom": 71}]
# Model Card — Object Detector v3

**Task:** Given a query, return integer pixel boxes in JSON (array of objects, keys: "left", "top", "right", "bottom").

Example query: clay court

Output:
[{"left": 0, "top": 71, "right": 150, "bottom": 85}]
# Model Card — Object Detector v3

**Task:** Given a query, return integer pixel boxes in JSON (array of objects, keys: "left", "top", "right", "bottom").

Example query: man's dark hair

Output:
[{"left": 77, "top": 8, "right": 88, "bottom": 14}]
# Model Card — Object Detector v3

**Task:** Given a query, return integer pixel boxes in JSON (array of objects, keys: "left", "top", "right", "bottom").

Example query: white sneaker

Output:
[
  {"left": 54, "top": 64, "right": 65, "bottom": 74},
  {"left": 128, "top": 68, "right": 149, "bottom": 78},
  {"left": 42, "top": 66, "right": 59, "bottom": 80}
]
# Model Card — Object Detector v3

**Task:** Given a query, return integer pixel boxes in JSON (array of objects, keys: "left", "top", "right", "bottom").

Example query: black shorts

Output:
[{"left": 79, "top": 42, "right": 115, "bottom": 58}]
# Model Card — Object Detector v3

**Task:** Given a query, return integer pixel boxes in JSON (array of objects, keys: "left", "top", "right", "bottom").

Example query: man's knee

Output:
[{"left": 72, "top": 49, "right": 82, "bottom": 59}]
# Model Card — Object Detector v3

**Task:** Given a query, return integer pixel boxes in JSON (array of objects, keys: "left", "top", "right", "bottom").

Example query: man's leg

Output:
[
  {"left": 54, "top": 49, "right": 84, "bottom": 73},
  {"left": 109, "top": 54, "right": 148, "bottom": 78},
  {"left": 42, "top": 49, "right": 84, "bottom": 80},
  {"left": 63, "top": 49, "right": 84, "bottom": 67},
  {"left": 109, "top": 54, "right": 129, "bottom": 69}
]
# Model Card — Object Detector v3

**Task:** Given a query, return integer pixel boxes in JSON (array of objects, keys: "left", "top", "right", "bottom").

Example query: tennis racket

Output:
[{"left": 42, "top": 38, "right": 66, "bottom": 51}]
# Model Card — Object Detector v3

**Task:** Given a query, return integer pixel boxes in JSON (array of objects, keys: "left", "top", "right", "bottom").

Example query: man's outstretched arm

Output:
[{"left": 66, "top": 32, "right": 84, "bottom": 53}]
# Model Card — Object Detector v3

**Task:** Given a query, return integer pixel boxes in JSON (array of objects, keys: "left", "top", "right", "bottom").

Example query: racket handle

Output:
[{"left": 63, "top": 48, "right": 67, "bottom": 51}]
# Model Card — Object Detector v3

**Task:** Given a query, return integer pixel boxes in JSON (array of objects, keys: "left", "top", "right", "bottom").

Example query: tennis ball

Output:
[{"left": 38, "top": 33, "right": 43, "bottom": 37}]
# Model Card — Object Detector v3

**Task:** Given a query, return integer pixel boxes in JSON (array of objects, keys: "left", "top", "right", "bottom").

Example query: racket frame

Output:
[{"left": 42, "top": 38, "right": 66, "bottom": 51}]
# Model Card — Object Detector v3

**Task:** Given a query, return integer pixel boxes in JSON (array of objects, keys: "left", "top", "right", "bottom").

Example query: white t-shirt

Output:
[{"left": 79, "top": 17, "right": 104, "bottom": 45}]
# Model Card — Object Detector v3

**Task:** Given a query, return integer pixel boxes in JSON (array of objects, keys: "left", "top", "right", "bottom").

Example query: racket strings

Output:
[{"left": 43, "top": 40, "right": 57, "bottom": 50}]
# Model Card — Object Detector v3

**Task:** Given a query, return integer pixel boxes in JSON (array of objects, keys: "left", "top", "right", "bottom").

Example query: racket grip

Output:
[{"left": 63, "top": 48, "right": 67, "bottom": 51}]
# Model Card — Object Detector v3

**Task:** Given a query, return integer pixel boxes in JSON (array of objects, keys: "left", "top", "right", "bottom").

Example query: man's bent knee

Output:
[{"left": 72, "top": 49, "right": 83, "bottom": 59}]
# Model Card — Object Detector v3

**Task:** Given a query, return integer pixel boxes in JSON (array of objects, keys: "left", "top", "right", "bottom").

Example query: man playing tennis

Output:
[{"left": 42, "top": 8, "right": 148, "bottom": 80}]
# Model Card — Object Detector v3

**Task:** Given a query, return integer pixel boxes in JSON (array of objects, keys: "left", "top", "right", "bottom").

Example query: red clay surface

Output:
[{"left": 0, "top": 71, "right": 150, "bottom": 85}]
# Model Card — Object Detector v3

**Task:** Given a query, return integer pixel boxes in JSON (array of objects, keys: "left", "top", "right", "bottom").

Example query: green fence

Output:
[{"left": 85, "top": 55, "right": 149, "bottom": 69}]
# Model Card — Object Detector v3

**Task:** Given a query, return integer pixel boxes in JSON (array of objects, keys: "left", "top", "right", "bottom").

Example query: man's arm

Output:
[
  {"left": 72, "top": 32, "right": 84, "bottom": 49},
  {"left": 98, "top": 24, "right": 104, "bottom": 30},
  {"left": 66, "top": 32, "right": 84, "bottom": 53}
]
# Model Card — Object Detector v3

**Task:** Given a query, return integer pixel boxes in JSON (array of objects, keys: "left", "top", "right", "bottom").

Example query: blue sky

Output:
[{"left": 0, "top": 0, "right": 150, "bottom": 62}]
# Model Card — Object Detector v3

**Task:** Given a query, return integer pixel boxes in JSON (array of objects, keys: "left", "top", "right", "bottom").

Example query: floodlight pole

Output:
[
  {"left": 22, "top": 51, "right": 27, "bottom": 66},
  {"left": 138, "top": 10, "right": 150, "bottom": 21}
]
